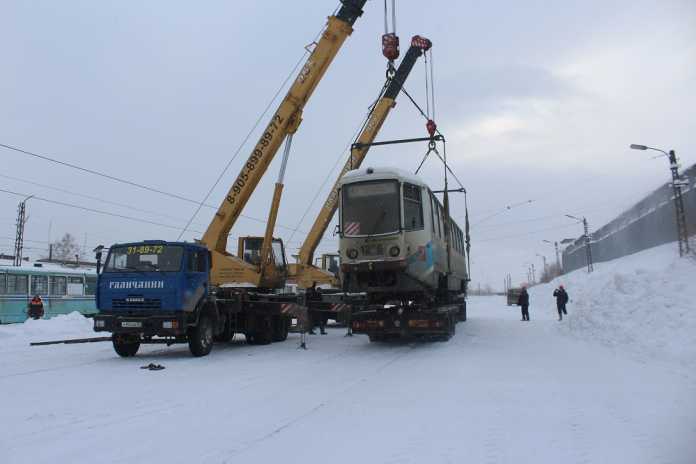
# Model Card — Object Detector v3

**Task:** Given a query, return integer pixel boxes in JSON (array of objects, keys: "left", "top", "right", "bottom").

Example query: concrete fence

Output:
[{"left": 562, "top": 163, "right": 696, "bottom": 273}]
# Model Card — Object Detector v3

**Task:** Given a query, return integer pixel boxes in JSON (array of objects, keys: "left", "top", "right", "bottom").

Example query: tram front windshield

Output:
[{"left": 342, "top": 180, "right": 400, "bottom": 236}]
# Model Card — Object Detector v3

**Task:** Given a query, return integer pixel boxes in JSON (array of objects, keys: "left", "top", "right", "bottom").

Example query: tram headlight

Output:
[
  {"left": 389, "top": 246, "right": 400, "bottom": 257},
  {"left": 347, "top": 248, "right": 358, "bottom": 259}
]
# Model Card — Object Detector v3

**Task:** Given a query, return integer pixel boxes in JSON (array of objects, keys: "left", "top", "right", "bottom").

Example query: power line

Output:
[
  {"left": 0, "top": 187, "right": 204, "bottom": 234},
  {"left": 0, "top": 173, "right": 207, "bottom": 228},
  {"left": 0, "top": 142, "right": 308, "bottom": 234},
  {"left": 0, "top": 189, "right": 327, "bottom": 249},
  {"left": 476, "top": 222, "right": 580, "bottom": 243}
]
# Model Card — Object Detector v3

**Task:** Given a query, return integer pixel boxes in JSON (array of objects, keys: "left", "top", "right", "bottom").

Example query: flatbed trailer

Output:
[{"left": 350, "top": 300, "right": 466, "bottom": 341}]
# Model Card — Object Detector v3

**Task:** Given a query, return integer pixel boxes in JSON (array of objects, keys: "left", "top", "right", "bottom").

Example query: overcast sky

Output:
[{"left": 2, "top": 1, "right": 695, "bottom": 289}]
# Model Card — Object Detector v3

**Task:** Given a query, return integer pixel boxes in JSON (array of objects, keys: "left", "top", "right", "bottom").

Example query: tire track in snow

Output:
[{"left": 205, "top": 342, "right": 418, "bottom": 463}]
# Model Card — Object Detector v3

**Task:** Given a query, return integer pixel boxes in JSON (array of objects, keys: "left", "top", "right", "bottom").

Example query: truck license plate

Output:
[{"left": 121, "top": 321, "right": 142, "bottom": 328}]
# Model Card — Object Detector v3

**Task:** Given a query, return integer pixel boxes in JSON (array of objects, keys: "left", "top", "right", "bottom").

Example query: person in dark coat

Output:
[
  {"left": 517, "top": 286, "right": 530, "bottom": 321},
  {"left": 553, "top": 285, "right": 569, "bottom": 321},
  {"left": 305, "top": 282, "right": 327, "bottom": 335},
  {"left": 28, "top": 295, "right": 44, "bottom": 320}
]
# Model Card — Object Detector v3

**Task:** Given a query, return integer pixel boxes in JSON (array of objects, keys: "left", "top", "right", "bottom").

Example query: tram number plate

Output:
[
  {"left": 121, "top": 321, "right": 142, "bottom": 328},
  {"left": 360, "top": 244, "right": 384, "bottom": 256}
]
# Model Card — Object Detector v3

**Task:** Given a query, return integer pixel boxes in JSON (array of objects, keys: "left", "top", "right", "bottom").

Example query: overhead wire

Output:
[
  {"left": 0, "top": 142, "right": 309, "bottom": 234},
  {"left": 0, "top": 173, "right": 207, "bottom": 228},
  {"left": 0, "top": 187, "right": 204, "bottom": 234}
]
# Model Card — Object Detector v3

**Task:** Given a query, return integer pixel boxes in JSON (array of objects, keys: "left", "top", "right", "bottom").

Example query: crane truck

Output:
[
  {"left": 93, "top": 0, "right": 368, "bottom": 357},
  {"left": 287, "top": 35, "right": 433, "bottom": 325}
]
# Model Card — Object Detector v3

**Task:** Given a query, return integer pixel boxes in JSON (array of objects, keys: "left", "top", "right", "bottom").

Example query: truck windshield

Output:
[
  {"left": 342, "top": 180, "right": 400, "bottom": 236},
  {"left": 104, "top": 245, "right": 183, "bottom": 272}
]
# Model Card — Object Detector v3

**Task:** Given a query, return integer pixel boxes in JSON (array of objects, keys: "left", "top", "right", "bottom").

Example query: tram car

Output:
[
  {"left": 338, "top": 167, "right": 468, "bottom": 305},
  {"left": 0, "top": 262, "right": 97, "bottom": 323}
]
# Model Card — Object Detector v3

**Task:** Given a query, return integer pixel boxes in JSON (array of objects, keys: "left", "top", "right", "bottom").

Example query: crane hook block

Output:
[
  {"left": 382, "top": 33, "right": 400, "bottom": 61},
  {"left": 411, "top": 35, "right": 432, "bottom": 51},
  {"left": 426, "top": 119, "right": 437, "bottom": 138}
]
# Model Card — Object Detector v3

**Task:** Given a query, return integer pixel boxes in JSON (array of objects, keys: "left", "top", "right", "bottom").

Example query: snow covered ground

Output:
[
  {"left": 529, "top": 242, "right": 696, "bottom": 371},
  {"left": 1, "top": 245, "right": 694, "bottom": 463}
]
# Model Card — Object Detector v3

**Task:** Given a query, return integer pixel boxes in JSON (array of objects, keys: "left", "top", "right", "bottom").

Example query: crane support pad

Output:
[{"left": 30, "top": 336, "right": 112, "bottom": 346}]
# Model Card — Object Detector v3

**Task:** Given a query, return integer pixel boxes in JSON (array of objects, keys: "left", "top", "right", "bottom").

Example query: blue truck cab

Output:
[{"left": 93, "top": 240, "right": 217, "bottom": 357}]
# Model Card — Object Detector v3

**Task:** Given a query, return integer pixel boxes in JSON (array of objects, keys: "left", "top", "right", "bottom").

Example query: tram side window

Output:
[
  {"left": 85, "top": 276, "right": 97, "bottom": 296},
  {"left": 403, "top": 183, "right": 424, "bottom": 231},
  {"left": 31, "top": 275, "right": 49, "bottom": 295},
  {"left": 0, "top": 274, "right": 6, "bottom": 294},
  {"left": 68, "top": 276, "right": 84, "bottom": 296},
  {"left": 454, "top": 224, "right": 460, "bottom": 252},
  {"left": 50, "top": 276, "right": 67, "bottom": 296},
  {"left": 7, "top": 274, "right": 28, "bottom": 294},
  {"left": 432, "top": 195, "right": 442, "bottom": 238},
  {"left": 439, "top": 204, "right": 446, "bottom": 239}
]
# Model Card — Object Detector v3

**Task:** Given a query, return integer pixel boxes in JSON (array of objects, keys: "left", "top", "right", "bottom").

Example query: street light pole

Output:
[
  {"left": 536, "top": 253, "right": 547, "bottom": 282},
  {"left": 630, "top": 144, "right": 690, "bottom": 256},
  {"left": 566, "top": 214, "right": 593, "bottom": 272},
  {"left": 544, "top": 239, "right": 562, "bottom": 273}
]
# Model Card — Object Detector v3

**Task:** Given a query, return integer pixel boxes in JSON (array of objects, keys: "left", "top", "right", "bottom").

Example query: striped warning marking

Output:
[{"left": 344, "top": 222, "right": 361, "bottom": 235}]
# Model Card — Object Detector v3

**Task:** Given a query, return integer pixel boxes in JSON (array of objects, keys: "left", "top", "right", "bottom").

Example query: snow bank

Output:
[
  {"left": 0, "top": 311, "right": 94, "bottom": 349},
  {"left": 530, "top": 242, "right": 696, "bottom": 369}
]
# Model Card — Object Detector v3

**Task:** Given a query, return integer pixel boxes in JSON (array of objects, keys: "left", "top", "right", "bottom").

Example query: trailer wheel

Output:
[
  {"left": 272, "top": 315, "right": 289, "bottom": 342},
  {"left": 253, "top": 316, "right": 273, "bottom": 345},
  {"left": 458, "top": 302, "right": 467, "bottom": 322},
  {"left": 113, "top": 335, "right": 140, "bottom": 357},
  {"left": 188, "top": 313, "right": 214, "bottom": 357}
]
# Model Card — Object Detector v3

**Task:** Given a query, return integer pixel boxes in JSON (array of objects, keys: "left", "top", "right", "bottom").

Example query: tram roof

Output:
[
  {"left": 340, "top": 167, "right": 428, "bottom": 187},
  {"left": 0, "top": 260, "right": 96, "bottom": 276}
]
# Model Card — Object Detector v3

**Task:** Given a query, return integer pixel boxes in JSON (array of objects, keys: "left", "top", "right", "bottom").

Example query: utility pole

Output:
[
  {"left": 631, "top": 144, "right": 691, "bottom": 256},
  {"left": 13, "top": 197, "right": 32, "bottom": 266},
  {"left": 531, "top": 263, "right": 536, "bottom": 284},
  {"left": 566, "top": 215, "right": 593, "bottom": 273},
  {"left": 554, "top": 241, "right": 561, "bottom": 272},
  {"left": 536, "top": 253, "right": 547, "bottom": 281},
  {"left": 582, "top": 218, "right": 593, "bottom": 272},
  {"left": 668, "top": 150, "right": 690, "bottom": 256}
]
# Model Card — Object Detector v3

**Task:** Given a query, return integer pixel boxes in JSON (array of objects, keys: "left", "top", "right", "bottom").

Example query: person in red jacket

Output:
[{"left": 28, "top": 295, "right": 44, "bottom": 320}]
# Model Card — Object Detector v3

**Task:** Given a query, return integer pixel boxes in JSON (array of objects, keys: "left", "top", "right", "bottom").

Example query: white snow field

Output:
[{"left": 1, "top": 245, "right": 694, "bottom": 464}]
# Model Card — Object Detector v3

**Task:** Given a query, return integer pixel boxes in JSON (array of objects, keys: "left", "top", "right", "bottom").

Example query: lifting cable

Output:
[
  {"left": 404, "top": 50, "right": 472, "bottom": 276},
  {"left": 382, "top": 0, "right": 399, "bottom": 77}
]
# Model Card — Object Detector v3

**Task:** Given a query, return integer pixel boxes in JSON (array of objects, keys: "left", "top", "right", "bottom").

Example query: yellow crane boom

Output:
[
  {"left": 200, "top": 1, "right": 367, "bottom": 288},
  {"left": 290, "top": 35, "right": 433, "bottom": 288}
]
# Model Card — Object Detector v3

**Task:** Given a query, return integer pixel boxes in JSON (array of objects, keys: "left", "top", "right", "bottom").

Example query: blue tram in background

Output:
[{"left": 0, "top": 262, "right": 97, "bottom": 324}]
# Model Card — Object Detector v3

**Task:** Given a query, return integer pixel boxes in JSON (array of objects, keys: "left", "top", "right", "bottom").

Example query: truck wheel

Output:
[
  {"left": 271, "top": 315, "right": 289, "bottom": 342},
  {"left": 253, "top": 316, "right": 273, "bottom": 345},
  {"left": 214, "top": 315, "right": 235, "bottom": 343},
  {"left": 113, "top": 335, "right": 140, "bottom": 357},
  {"left": 188, "top": 313, "right": 214, "bottom": 357},
  {"left": 458, "top": 302, "right": 467, "bottom": 322}
]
